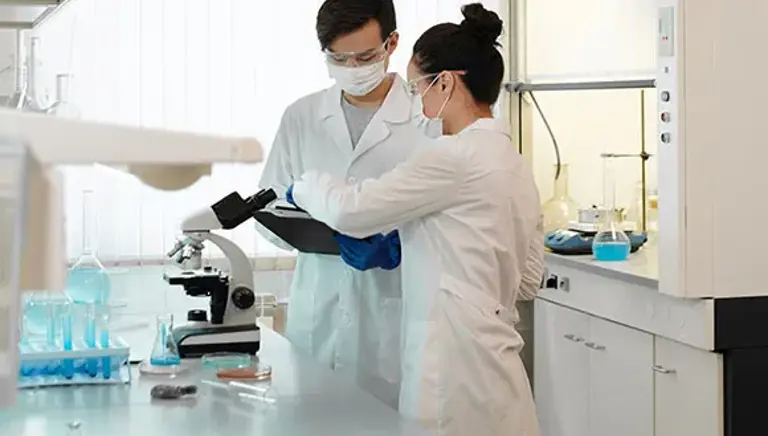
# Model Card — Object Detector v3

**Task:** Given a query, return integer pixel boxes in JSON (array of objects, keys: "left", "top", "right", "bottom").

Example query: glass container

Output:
[
  {"left": 66, "top": 190, "right": 111, "bottom": 305},
  {"left": 593, "top": 158, "right": 631, "bottom": 261},
  {"left": 541, "top": 164, "right": 579, "bottom": 232},
  {"left": 139, "top": 314, "right": 187, "bottom": 376},
  {"left": 47, "top": 74, "right": 80, "bottom": 118}
]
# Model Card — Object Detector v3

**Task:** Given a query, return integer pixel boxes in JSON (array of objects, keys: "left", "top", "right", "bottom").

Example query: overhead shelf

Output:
[{"left": 0, "top": 0, "right": 67, "bottom": 30}]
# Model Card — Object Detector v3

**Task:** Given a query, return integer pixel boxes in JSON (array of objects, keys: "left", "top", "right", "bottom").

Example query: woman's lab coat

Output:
[
  {"left": 257, "top": 74, "right": 432, "bottom": 409},
  {"left": 292, "top": 118, "right": 542, "bottom": 436}
]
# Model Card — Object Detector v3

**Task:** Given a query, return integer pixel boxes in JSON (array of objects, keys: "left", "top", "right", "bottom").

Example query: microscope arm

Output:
[{"left": 185, "top": 231, "right": 255, "bottom": 292}]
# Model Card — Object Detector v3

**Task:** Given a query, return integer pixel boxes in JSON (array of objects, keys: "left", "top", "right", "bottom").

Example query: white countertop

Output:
[
  {"left": 0, "top": 328, "right": 427, "bottom": 436},
  {"left": 545, "top": 244, "right": 659, "bottom": 288}
]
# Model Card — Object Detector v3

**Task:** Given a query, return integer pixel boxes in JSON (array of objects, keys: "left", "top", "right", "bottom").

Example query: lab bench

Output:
[
  {"left": 535, "top": 246, "right": 768, "bottom": 436},
  {"left": 0, "top": 328, "right": 427, "bottom": 436}
]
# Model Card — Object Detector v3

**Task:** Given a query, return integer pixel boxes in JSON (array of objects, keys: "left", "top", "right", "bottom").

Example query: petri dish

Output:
[
  {"left": 217, "top": 361, "right": 272, "bottom": 381},
  {"left": 138, "top": 360, "right": 189, "bottom": 376},
  {"left": 201, "top": 352, "right": 252, "bottom": 370}
]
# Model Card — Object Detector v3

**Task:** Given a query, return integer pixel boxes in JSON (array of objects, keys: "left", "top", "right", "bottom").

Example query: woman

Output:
[{"left": 288, "top": 4, "right": 541, "bottom": 435}]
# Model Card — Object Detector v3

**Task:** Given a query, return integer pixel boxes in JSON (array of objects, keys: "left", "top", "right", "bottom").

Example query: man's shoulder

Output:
[{"left": 282, "top": 85, "right": 336, "bottom": 120}]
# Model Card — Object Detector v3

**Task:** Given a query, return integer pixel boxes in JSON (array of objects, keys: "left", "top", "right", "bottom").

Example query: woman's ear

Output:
[{"left": 439, "top": 72, "right": 454, "bottom": 92}]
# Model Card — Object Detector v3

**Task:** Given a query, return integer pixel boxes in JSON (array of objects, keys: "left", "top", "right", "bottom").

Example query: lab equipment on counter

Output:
[
  {"left": 150, "top": 384, "right": 198, "bottom": 400},
  {"left": 592, "top": 156, "right": 632, "bottom": 261},
  {"left": 592, "top": 223, "right": 632, "bottom": 261},
  {"left": 163, "top": 189, "right": 280, "bottom": 358},
  {"left": 542, "top": 164, "right": 579, "bottom": 233},
  {"left": 201, "top": 378, "right": 278, "bottom": 406},
  {"left": 138, "top": 314, "right": 187, "bottom": 376},
  {"left": 0, "top": 108, "right": 262, "bottom": 410},
  {"left": 254, "top": 200, "right": 341, "bottom": 255},
  {"left": 545, "top": 228, "right": 647, "bottom": 256},
  {"left": 201, "top": 352, "right": 252, "bottom": 370},
  {"left": 18, "top": 300, "right": 131, "bottom": 388},
  {"left": 66, "top": 190, "right": 111, "bottom": 305},
  {"left": 545, "top": 206, "right": 646, "bottom": 256}
]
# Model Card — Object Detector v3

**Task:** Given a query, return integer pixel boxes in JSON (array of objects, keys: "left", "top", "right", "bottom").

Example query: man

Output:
[{"left": 257, "top": 0, "right": 432, "bottom": 409}]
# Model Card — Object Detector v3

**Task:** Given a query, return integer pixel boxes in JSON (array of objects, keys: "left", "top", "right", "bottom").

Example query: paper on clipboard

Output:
[{"left": 253, "top": 200, "right": 340, "bottom": 255}]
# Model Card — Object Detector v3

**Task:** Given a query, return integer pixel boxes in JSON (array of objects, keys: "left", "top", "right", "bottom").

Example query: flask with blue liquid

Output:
[
  {"left": 66, "top": 190, "right": 111, "bottom": 305},
  {"left": 592, "top": 218, "right": 631, "bottom": 261}
]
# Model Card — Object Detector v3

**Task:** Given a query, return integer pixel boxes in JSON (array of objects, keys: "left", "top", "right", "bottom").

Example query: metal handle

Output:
[
  {"left": 652, "top": 365, "right": 676, "bottom": 374},
  {"left": 563, "top": 334, "right": 584, "bottom": 343},
  {"left": 585, "top": 342, "right": 606, "bottom": 351}
]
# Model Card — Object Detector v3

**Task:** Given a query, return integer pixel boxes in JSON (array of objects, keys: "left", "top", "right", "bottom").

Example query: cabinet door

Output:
[
  {"left": 587, "top": 316, "right": 654, "bottom": 436},
  {"left": 534, "top": 300, "right": 590, "bottom": 436},
  {"left": 654, "top": 337, "right": 722, "bottom": 436}
]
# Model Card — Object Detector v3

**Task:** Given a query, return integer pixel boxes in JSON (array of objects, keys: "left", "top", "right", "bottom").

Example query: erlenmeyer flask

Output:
[
  {"left": 66, "top": 190, "right": 111, "bottom": 305},
  {"left": 592, "top": 218, "right": 631, "bottom": 261},
  {"left": 593, "top": 157, "right": 631, "bottom": 261},
  {"left": 139, "top": 314, "right": 187, "bottom": 376},
  {"left": 541, "top": 164, "right": 579, "bottom": 232}
]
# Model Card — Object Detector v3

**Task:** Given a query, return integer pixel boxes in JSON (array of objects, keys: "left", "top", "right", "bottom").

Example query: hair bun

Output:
[{"left": 460, "top": 3, "right": 502, "bottom": 46}]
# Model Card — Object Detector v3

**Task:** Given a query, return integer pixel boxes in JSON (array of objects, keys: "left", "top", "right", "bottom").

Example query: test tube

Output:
[
  {"left": 61, "top": 304, "right": 75, "bottom": 379},
  {"left": 44, "top": 299, "right": 59, "bottom": 375},
  {"left": 84, "top": 303, "right": 99, "bottom": 377},
  {"left": 99, "top": 310, "right": 111, "bottom": 379}
]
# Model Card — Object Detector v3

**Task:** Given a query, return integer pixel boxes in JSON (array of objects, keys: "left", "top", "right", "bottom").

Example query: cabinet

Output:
[
  {"left": 534, "top": 300, "right": 654, "bottom": 436},
  {"left": 534, "top": 299, "right": 724, "bottom": 436},
  {"left": 653, "top": 337, "right": 722, "bottom": 436},
  {"left": 534, "top": 299, "right": 590, "bottom": 436}
]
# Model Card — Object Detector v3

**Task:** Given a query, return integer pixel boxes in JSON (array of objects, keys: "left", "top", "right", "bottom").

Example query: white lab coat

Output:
[
  {"left": 292, "top": 118, "right": 541, "bottom": 436},
  {"left": 257, "top": 74, "right": 432, "bottom": 409}
]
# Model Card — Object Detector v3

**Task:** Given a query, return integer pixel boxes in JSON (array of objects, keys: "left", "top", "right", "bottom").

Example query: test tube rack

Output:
[{"left": 18, "top": 336, "right": 131, "bottom": 389}]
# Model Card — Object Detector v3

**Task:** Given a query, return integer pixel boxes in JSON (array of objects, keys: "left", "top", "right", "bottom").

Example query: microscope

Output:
[{"left": 163, "top": 188, "right": 278, "bottom": 358}]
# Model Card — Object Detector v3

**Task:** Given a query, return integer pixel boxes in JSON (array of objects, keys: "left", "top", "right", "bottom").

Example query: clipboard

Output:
[{"left": 253, "top": 201, "right": 340, "bottom": 255}]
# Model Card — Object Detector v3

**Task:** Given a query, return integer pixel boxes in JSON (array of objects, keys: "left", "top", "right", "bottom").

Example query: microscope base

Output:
[{"left": 172, "top": 323, "right": 260, "bottom": 358}]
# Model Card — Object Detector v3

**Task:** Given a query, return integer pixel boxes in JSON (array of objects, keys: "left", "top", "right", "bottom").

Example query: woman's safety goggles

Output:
[
  {"left": 324, "top": 32, "right": 395, "bottom": 67},
  {"left": 405, "top": 71, "right": 466, "bottom": 96}
]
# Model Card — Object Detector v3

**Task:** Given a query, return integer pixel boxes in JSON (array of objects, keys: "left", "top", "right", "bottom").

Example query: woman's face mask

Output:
[
  {"left": 327, "top": 59, "right": 388, "bottom": 97},
  {"left": 412, "top": 97, "right": 443, "bottom": 138},
  {"left": 408, "top": 73, "right": 452, "bottom": 138}
]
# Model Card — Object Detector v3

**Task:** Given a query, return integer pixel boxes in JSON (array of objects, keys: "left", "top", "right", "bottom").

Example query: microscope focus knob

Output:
[{"left": 231, "top": 286, "right": 256, "bottom": 310}]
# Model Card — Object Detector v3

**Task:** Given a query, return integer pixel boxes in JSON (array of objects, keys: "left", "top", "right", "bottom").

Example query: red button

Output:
[{"left": 661, "top": 112, "right": 671, "bottom": 122}]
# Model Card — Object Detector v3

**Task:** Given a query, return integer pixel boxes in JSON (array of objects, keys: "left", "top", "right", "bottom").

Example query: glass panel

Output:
[
  {"left": 528, "top": 89, "right": 658, "bottom": 225},
  {"left": 524, "top": 0, "right": 657, "bottom": 81}
]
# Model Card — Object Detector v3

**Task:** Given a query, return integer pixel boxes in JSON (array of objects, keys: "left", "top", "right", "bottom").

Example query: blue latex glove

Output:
[
  {"left": 286, "top": 184, "right": 296, "bottom": 206},
  {"left": 334, "top": 230, "right": 401, "bottom": 271}
]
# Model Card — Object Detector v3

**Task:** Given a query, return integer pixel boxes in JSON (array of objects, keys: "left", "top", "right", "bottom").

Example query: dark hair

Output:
[
  {"left": 413, "top": 3, "right": 504, "bottom": 106},
  {"left": 316, "top": 0, "right": 397, "bottom": 50}
]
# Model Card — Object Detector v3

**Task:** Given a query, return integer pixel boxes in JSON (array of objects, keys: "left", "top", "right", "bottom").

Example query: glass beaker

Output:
[
  {"left": 542, "top": 164, "right": 579, "bottom": 232},
  {"left": 47, "top": 74, "right": 80, "bottom": 118},
  {"left": 66, "top": 190, "right": 111, "bottom": 305},
  {"left": 139, "top": 314, "right": 187, "bottom": 376}
]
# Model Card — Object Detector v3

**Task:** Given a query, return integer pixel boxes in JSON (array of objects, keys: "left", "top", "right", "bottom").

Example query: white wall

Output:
[{"left": 523, "top": 0, "right": 659, "bottom": 218}]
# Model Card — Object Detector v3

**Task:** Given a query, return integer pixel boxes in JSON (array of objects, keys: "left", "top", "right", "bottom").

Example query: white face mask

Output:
[
  {"left": 412, "top": 97, "right": 443, "bottom": 138},
  {"left": 327, "top": 59, "right": 387, "bottom": 97},
  {"left": 411, "top": 73, "right": 451, "bottom": 138}
]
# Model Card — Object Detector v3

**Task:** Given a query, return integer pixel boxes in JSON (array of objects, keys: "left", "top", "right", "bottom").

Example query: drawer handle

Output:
[
  {"left": 585, "top": 342, "right": 606, "bottom": 351},
  {"left": 652, "top": 365, "right": 677, "bottom": 375},
  {"left": 563, "top": 334, "right": 584, "bottom": 343}
]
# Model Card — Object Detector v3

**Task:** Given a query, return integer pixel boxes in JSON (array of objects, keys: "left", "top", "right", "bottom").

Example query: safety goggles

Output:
[
  {"left": 405, "top": 71, "right": 466, "bottom": 96},
  {"left": 323, "top": 32, "right": 395, "bottom": 67}
]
